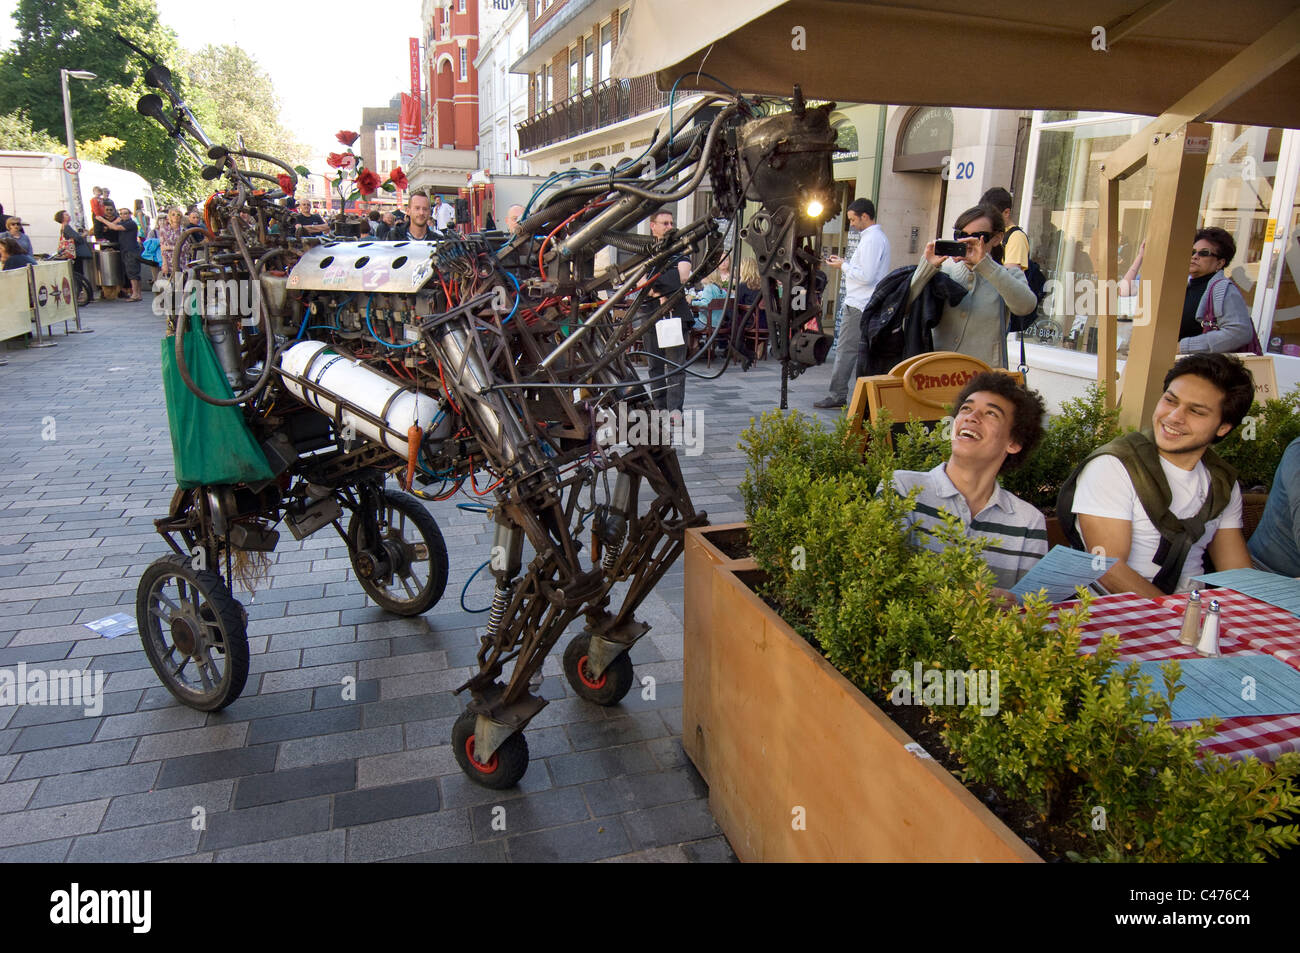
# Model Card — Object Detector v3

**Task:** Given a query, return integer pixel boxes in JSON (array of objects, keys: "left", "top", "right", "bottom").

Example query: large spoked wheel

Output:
[
  {"left": 348, "top": 488, "right": 449, "bottom": 616},
  {"left": 136, "top": 555, "right": 249, "bottom": 712},
  {"left": 563, "top": 633, "right": 635, "bottom": 706},
  {"left": 452, "top": 710, "right": 530, "bottom": 789}
]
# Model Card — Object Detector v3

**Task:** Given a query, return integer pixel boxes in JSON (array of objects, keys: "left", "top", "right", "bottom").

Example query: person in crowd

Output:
[
  {"left": 390, "top": 191, "right": 439, "bottom": 242},
  {"left": 432, "top": 193, "right": 456, "bottom": 232},
  {"left": 158, "top": 208, "right": 183, "bottom": 278},
  {"left": 1, "top": 236, "right": 37, "bottom": 270},
  {"left": 5, "top": 217, "right": 32, "bottom": 256},
  {"left": 54, "top": 210, "right": 93, "bottom": 301},
  {"left": 1118, "top": 227, "right": 1257, "bottom": 354},
  {"left": 294, "top": 200, "right": 329, "bottom": 237},
  {"left": 736, "top": 257, "right": 761, "bottom": 310},
  {"left": 367, "top": 210, "right": 381, "bottom": 237},
  {"left": 1246, "top": 436, "right": 1300, "bottom": 578},
  {"left": 94, "top": 188, "right": 119, "bottom": 241},
  {"left": 105, "top": 206, "right": 143, "bottom": 300},
  {"left": 133, "top": 198, "right": 150, "bottom": 237},
  {"left": 910, "top": 204, "right": 1036, "bottom": 370},
  {"left": 504, "top": 204, "right": 525, "bottom": 235},
  {"left": 376, "top": 211, "right": 396, "bottom": 240},
  {"left": 1059, "top": 353, "right": 1254, "bottom": 595},
  {"left": 89, "top": 186, "right": 107, "bottom": 242},
  {"left": 688, "top": 256, "right": 731, "bottom": 316},
  {"left": 890, "top": 372, "right": 1048, "bottom": 595},
  {"left": 981, "top": 187, "right": 1029, "bottom": 271},
  {"left": 638, "top": 210, "right": 693, "bottom": 415},
  {"left": 816, "top": 198, "right": 891, "bottom": 409}
]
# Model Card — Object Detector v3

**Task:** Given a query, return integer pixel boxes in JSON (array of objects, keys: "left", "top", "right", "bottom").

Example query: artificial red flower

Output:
[
  {"left": 336, "top": 130, "right": 359, "bottom": 147},
  {"left": 386, "top": 166, "right": 408, "bottom": 191},
  {"left": 355, "top": 168, "right": 383, "bottom": 196},
  {"left": 325, "top": 152, "right": 347, "bottom": 169},
  {"left": 276, "top": 173, "right": 294, "bottom": 195}
]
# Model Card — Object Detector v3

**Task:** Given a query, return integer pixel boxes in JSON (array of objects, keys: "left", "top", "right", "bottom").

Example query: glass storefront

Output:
[{"left": 1020, "top": 112, "right": 1300, "bottom": 357}]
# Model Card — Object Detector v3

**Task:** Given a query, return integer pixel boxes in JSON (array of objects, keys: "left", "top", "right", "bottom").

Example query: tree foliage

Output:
[
  {"left": 1, "top": 0, "right": 200, "bottom": 194},
  {"left": 178, "top": 44, "right": 307, "bottom": 181},
  {"left": 1, "top": 0, "right": 304, "bottom": 206},
  {"left": 0, "top": 110, "right": 125, "bottom": 164}
]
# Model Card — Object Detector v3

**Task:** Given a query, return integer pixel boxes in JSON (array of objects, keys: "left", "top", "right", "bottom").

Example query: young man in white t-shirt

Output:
[{"left": 1065, "top": 353, "right": 1254, "bottom": 596}]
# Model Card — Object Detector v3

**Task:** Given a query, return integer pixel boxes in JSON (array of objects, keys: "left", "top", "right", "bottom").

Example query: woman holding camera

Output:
[{"left": 910, "top": 203, "right": 1037, "bottom": 369}]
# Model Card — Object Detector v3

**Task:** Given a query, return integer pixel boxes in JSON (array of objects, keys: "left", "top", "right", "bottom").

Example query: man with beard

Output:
[
  {"left": 390, "top": 191, "right": 439, "bottom": 242},
  {"left": 1059, "top": 353, "right": 1254, "bottom": 595}
]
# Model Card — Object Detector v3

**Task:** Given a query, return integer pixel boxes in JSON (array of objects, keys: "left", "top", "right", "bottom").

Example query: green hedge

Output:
[{"left": 739, "top": 409, "right": 1300, "bottom": 862}]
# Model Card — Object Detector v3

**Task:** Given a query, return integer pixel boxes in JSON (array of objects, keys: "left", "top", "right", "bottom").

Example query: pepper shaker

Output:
[
  {"left": 1178, "top": 588, "right": 1202, "bottom": 646},
  {"left": 1196, "top": 598, "right": 1222, "bottom": 657}
]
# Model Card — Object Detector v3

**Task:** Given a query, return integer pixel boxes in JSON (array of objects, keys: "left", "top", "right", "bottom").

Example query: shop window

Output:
[{"left": 1023, "top": 114, "right": 1293, "bottom": 355}]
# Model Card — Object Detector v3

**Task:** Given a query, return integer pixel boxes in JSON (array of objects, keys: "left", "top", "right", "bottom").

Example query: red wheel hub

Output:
[
  {"left": 577, "top": 654, "right": 607, "bottom": 690},
  {"left": 464, "top": 734, "right": 498, "bottom": 773}
]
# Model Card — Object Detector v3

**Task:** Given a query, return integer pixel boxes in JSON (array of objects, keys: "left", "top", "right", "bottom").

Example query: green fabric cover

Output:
[{"left": 161, "top": 309, "right": 274, "bottom": 489}]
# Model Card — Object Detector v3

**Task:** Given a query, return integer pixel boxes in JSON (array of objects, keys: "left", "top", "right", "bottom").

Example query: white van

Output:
[{"left": 0, "top": 151, "right": 158, "bottom": 256}]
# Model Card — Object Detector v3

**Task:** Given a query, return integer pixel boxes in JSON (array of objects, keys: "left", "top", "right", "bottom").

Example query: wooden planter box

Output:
[{"left": 684, "top": 524, "right": 1041, "bottom": 863}]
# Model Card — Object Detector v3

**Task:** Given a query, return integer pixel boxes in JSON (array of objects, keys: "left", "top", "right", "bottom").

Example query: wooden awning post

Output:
[
  {"left": 1096, "top": 171, "right": 1120, "bottom": 412},
  {"left": 1108, "top": 124, "right": 1211, "bottom": 430}
]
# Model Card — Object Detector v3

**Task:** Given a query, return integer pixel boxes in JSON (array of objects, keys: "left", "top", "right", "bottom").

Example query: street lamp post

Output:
[{"left": 60, "top": 68, "right": 97, "bottom": 231}]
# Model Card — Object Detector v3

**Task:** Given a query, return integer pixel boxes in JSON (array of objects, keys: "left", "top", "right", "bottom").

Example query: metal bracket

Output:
[
  {"left": 585, "top": 619, "right": 650, "bottom": 679},
  {"left": 470, "top": 689, "right": 547, "bottom": 762}
]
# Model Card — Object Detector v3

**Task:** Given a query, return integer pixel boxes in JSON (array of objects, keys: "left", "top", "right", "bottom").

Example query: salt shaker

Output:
[
  {"left": 1195, "top": 598, "right": 1222, "bottom": 656},
  {"left": 1178, "top": 588, "right": 1202, "bottom": 646}
]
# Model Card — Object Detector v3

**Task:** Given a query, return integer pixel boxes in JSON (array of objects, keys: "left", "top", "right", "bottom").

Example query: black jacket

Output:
[{"left": 857, "top": 265, "right": 968, "bottom": 375}]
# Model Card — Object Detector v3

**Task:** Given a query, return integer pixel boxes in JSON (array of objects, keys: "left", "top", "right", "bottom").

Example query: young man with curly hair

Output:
[{"left": 890, "top": 371, "right": 1048, "bottom": 594}]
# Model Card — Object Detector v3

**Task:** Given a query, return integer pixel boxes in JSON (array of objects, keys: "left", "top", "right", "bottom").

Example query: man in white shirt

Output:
[
  {"left": 433, "top": 194, "right": 456, "bottom": 232},
  {"left": 815, "top": 198, "right": 891, "bottom": 409},
  {"left": 1061, "top": 353, "right": 1255, "bottom": 596}
]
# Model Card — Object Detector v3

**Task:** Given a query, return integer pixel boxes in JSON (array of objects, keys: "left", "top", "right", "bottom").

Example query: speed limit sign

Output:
[{"left": 63, "top": 157, "right": 81, "bottom": 174}]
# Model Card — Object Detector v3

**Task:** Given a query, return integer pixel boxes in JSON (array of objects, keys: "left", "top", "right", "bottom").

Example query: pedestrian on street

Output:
[
  {"left": 815, "top": 198, "right": 891, "bottom": 409},
  {"left": 638, "top": 210, "right": 693, "bottom": 415},
  {"left": 5, "top": 217, "right": 33, "bottom": 256},
  {"left": 106, "top": 206, "right": 143, "bottom": 300}
]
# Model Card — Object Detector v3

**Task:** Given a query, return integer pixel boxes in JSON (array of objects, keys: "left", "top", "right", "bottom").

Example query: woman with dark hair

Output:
[
  {"left": 909, "top": 204, "right": 1037, "bottom": 369},
  {"left": 54, "top": 210, "right": 94, "bottom": 301},
  {"left": 1119, "top": 226, "right": 1258, "bottom": 353},
  {"left": 0, "top": 236, "right": 38, "bottom": 270}
]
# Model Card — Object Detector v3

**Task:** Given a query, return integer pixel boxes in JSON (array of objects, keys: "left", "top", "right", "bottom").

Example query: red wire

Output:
[
  {"left": 468, "top": 455, "right": 505, "bottom": 495},
  {"left": 437, "top": 360, "right": 462, "bottom": 417}
]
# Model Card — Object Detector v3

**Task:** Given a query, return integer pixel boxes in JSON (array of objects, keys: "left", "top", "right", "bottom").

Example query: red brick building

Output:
[{"left": 428, "top": 0, "right": 480, "bottom": 150}]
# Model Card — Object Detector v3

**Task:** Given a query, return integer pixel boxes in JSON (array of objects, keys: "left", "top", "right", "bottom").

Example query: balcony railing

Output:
[{"left": 516, "top": 75, "right": 670, "bottom": 153}]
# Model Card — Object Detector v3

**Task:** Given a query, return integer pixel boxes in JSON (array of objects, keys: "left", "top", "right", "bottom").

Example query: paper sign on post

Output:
[{"left": 654, "top": 317, "right": 684, "bottom": 348}]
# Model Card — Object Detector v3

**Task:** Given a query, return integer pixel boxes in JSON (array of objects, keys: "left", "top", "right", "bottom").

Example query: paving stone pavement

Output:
[{"left": 0, "top": 298, "right": 841, "bottom": 863}]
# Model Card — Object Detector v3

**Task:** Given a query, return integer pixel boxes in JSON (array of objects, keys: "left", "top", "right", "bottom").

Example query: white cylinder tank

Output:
[{"left": 279, "top": 340, "right": 444, "bottom": 457}]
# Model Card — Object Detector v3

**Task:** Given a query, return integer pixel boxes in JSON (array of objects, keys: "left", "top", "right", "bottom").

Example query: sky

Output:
[{"left": 0, "top": 0, "right": 419, "bottom": 156}]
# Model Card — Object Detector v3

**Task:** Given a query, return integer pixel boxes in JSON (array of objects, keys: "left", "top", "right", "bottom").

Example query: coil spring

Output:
[
  {"left": 485, "top": 584, "right": 510, "bottom": 638},
  {"left": 601, "top": 524, "right": 626, "bottom": 572}
]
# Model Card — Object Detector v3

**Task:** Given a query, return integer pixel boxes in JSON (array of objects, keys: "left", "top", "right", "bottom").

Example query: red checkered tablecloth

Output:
[{"left": 1047, "top": 590, "right": 1300, "bottom": 762}]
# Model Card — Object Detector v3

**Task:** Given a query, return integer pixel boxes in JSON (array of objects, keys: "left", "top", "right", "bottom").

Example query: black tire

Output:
[
  {"left": 451, "top": 710, "right": 529, "bottom": 789},
  {"left": 347, "top": 488, "right": 449, "bottom": 616},
  {"left": 563, "top": 633, "right": 635, "bottom": 706},
  {"left": 136, "top": 555, "right": 249, "bottom": 712}
]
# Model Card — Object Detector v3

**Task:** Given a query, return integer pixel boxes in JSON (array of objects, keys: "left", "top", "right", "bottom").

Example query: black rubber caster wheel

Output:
[
  {"left": 563, "top": 633, "right": 634, "bottom": 706},
  {"left": 452, "top": 710, "right": 529, "bottom": 789},
  {"left": 348, "top": 488, "right": 449, "bottom": 616},
  {"left": 136, "top": 555, "right": 249, "bottom": 711}
]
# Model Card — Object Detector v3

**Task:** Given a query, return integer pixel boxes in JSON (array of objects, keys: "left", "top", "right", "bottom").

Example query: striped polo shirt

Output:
[{"left": 890, "top": 463, "right": 1048, "bottom": 588}]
